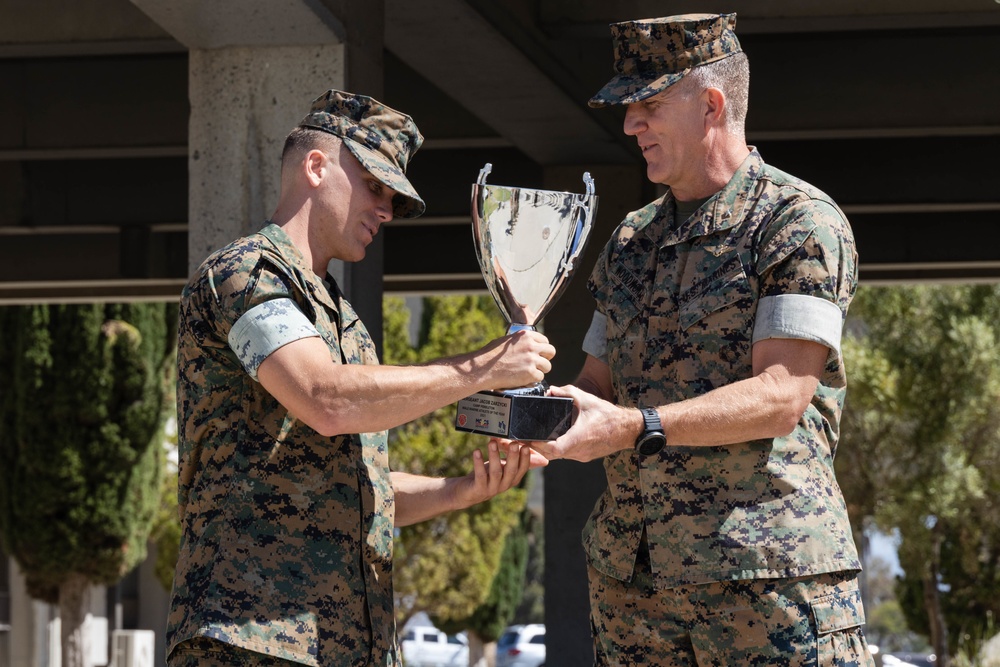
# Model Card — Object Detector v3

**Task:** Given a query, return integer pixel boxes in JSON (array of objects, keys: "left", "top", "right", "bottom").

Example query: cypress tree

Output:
[{"left": 0, "top": 302, "right": 176, "bottom": 667}]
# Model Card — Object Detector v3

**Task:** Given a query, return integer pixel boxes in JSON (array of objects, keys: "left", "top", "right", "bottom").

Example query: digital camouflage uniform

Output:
[
  {"left": 586, "top": 150, "right": 867, "bottom": 664},
  {"left": 586, "top": 149, "right": 860, "bottom": 586},
  {"left": 168, "top": 89, "right": 424, "bottom": 667},
  {"left": 582, "top": 13, "right": 872, "bottom": 665},
  {"left": 168, "top": 224, "right": 398, "bottom": 666}
]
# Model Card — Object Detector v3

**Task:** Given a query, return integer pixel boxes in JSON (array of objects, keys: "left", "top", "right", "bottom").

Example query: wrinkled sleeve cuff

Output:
[
  {"left": 582, "top": 310, "right": 609, "bottom": 363},
  {"left": 228, "top": 298, "right": 320, "bottom": 380},
  {"left": 752, "top": 294, "right": 844, "bottom": 354}
]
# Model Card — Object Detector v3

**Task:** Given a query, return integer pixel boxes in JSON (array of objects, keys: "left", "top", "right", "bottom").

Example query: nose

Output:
[
  {"left": 376, "top": 192, "right": 394, "bottom": 223},
  {"left": 623, "top": 104, "right": 645, "bottom": 137}
]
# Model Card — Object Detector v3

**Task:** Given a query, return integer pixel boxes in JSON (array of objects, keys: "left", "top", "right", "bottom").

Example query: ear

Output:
[
  {"left": 303, "top": 149, "right": 327, "bottom": 187},
  {"left": 703, "top": 87, "right": 726, "bottom": 129}
]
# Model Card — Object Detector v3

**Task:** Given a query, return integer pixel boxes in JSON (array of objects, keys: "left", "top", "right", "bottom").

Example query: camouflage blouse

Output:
[
  {"left": 585, "top": 150, "right": 861, "bottom": 589},
  {"left": 167, "top": 224, "right": 399, "bottom": 666}
]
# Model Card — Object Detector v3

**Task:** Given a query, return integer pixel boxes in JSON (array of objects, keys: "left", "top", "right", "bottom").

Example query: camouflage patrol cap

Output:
[
  {"left": 589, "top": 13, "right": 742, "bottom": 108},
  {"left": 299, "top": 89, "right": 426, "bottom": 218}
]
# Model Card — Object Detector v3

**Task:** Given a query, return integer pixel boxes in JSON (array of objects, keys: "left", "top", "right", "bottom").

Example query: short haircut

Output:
[
  {"left": 683, "top": 52, "right": 750, "bottom": 134},
  {"left": 280, "top": 127, "right": 341, "bottom": 168}
]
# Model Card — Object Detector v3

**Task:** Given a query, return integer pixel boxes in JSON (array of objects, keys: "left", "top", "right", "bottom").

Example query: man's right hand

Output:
[{"left": 475, "top": 330, "right": 555, "bottom": 391}]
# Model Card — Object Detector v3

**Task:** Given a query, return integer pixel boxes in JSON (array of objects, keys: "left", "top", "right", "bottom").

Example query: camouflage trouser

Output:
[
  {"left": 588, "top": 542, "right": 875, "bottom": 666},
  {"left": 168, "top": 638, "right": 305, "bottom": 667}
]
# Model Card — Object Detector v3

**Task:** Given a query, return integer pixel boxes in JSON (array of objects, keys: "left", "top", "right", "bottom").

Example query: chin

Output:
[
  {"left": 646, "top": 167, "right": 670, "bottom": 186},
  {"left": 333, "top": 248, "right": 366, "bottom": 264}
]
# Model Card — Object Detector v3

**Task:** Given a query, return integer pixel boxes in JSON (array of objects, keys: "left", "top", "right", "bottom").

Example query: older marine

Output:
[{"left": 530, "top": 13, "right": 874, "bottom": 666}]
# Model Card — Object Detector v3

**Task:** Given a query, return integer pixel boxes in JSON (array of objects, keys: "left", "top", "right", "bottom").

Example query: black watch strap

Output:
[
  {"left": 640, "top": 407, "right": 661, "bottom": 433},
  {"left": 635, "top": 407, "right": 666, "bottom": 456}
]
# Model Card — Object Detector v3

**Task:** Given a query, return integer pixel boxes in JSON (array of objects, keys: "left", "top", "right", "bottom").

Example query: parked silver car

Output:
[{"left": 496, "top": 624, "right": 545, "bottom": 667}]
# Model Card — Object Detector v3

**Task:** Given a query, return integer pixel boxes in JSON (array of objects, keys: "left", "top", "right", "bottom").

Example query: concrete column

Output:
[
  {"left": 541, "top": 163, "right": 647, "bottom": 667},
  {"left": 186, "top": 43, "right": 346, "bottom": 269},
  {"left": 130, "top": 0, "right": 388, "bottom": 349},
  {"left": 8, "top": 557, "right": 43, "bottom": 667},
  {"left": 126, "top": 0, "right": 350, "bottom": 272}
]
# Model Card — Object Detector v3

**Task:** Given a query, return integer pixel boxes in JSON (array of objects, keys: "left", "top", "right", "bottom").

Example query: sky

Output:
[{"left": 870, "top": 528, "right": 904, "bottom": 576}]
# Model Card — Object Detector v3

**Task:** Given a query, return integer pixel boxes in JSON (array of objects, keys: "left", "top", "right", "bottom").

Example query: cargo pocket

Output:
[{"left": 813, "top": 587, "right": 868, "bottom": 665}]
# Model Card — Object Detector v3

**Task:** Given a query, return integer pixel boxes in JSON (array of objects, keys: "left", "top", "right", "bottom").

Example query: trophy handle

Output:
[
  {"left": 477, "top": 162, "right": 493, "bottom": 186},
  {"left": 560, "top": 172, "right": 596, "bottom": 273}
]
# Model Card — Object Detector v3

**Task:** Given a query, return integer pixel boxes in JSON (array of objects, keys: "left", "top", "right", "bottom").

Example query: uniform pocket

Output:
[
  {"left": 812, "top": 587, "right": 865, "bottom": 634},
  {"left": 605, "top": 290, "right": 640, "bottom": 336},
  {"left": 813, "top": 587, "right": 869, "bottom": 666},
  {"left": 678, "top": 264, "right": 751, "bottom": 331}
]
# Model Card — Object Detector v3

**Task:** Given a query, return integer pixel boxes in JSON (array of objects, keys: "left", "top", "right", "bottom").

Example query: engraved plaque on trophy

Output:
[{"left": 454, "top": 163, "right": 598, "bottom": 441}]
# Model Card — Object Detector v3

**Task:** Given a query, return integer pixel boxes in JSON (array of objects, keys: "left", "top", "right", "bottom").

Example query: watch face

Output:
[{"left": 637, "top": 434, "right": 665, "bottom": 456}]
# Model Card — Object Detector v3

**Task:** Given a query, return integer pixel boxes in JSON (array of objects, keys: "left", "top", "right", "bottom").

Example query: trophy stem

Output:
[{"left": 507, "top": 323, "right": 536, "bottom": 335}]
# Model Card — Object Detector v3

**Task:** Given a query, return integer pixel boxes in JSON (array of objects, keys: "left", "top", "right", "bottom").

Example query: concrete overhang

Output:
[
  {"left": 385, "top": 0, "right": 636, "bottom": 166},
  {"left": 127, "top": 0, "right": 345, "bottom": 49}
]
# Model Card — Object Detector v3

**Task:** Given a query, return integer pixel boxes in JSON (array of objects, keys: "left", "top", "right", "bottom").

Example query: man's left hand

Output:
[{"left": 453, "top": 440, "right": 548, "bottom": 508}]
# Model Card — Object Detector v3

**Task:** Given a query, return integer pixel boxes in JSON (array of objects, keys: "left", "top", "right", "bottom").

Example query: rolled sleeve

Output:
[
  {"left": 228, "top": 298, "right": 320, "bottom": 380},
  {"left": 582, "top": 310, "right": 609, "bottom": 363},
  {"left": 752, "top": 294, "right": 844, "bottom": 354}
]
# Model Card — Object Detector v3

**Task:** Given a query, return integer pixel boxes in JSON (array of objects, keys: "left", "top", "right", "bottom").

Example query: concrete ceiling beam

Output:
[
  {"left": 385, "top": 0, "right": 633, "bottom": 166},
  {"left": 127, "top": 0, "right": 344, "bottom": 49}
]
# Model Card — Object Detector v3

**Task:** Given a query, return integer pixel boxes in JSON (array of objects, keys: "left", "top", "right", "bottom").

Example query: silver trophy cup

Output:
[{"left": 455, "top": 163, "right": 598, "bottom": 441}]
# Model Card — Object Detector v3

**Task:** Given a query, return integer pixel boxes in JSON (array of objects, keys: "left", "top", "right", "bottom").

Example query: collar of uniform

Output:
[
  {"left": 658, "top": 149, "right": 764, "bottom": 248},
  {"left": 258, "top": 222, "right": 339, "bottom": 313}
]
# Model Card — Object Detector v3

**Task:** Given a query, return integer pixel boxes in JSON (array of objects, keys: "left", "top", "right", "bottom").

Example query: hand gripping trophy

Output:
[{"left": 454, "top": 163, "right": 598, "bottom": 441}]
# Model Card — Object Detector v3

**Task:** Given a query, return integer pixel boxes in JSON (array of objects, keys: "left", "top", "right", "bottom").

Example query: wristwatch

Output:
[{"left": 635, "top": 407, "right": 666, "bottom": 456}]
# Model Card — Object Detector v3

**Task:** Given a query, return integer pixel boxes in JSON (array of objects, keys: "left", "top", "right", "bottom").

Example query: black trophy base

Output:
[{"left": 454, "top": 386, "right": 573, "bottom": 441}]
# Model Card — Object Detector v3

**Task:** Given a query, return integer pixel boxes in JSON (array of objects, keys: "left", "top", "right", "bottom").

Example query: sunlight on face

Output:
[{"left": 623, "top": 81, "right": 708, "bottom": 191}]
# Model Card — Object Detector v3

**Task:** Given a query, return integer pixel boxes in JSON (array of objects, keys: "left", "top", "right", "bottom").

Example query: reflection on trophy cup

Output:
[{"left": 454, "top": 163, "right": 598, "bottom": 441}]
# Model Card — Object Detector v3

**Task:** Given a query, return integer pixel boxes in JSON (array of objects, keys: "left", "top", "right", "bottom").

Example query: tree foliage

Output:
[
  {"left": 385, "top": 295, "right": 531, "bottom": 646},
  {"left": 0, "top": 302, "right": 176, "bottom": 665},
  {"left": 150, "top": 452, "right": 181, "bottom": 592},
  {"left": 837, "top": 285, "right": 1000, "bottom": 665},
  {"left": 437, "top": 508, "right": 530, "bottom": 640}
]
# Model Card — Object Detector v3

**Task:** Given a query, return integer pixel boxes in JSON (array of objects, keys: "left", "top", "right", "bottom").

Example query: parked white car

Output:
[
  {"left": 496, "top": 624, "right": 545, "bottom": 667},
  {"left": 400, "top": 626, "right": 469, "bottom": 667}
]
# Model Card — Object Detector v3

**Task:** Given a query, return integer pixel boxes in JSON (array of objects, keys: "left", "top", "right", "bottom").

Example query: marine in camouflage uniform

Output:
[
  {"left": 530, "top": 14, "right": 875, "bottom": 666},
  {"left": 169, "top": 222, "right": 397, "bottom": 665},
  {"left": 167, "top": 90, "right": 552, "bottom": 667}
]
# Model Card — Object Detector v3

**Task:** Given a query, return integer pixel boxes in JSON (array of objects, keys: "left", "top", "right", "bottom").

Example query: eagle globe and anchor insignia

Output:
[{"left": 454, "top": 163, "right": 598, "bottom": 441}]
